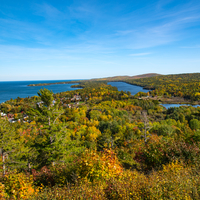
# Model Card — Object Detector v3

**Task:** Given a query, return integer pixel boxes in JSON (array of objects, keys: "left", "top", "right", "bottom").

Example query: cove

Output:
[
  {"left": 108, "top": 81, "right": 200, "bottom": 109},
  {"left": 108, "top": 81, "right": 150, "bottom": 95}
]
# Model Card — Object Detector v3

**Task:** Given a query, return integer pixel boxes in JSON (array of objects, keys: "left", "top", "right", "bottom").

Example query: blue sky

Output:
[{"left": 0, "top": 0, "right": 200, "bottom": 81}]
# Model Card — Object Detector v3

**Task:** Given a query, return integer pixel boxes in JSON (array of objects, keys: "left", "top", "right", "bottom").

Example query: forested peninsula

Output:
[
  {"left": 0, "top": 73, "right": 200, "bottom": 199},
  {"left": 29, "top": 73, "right": 200, "bottom": 104},
  {"left": 28, "top": 73, "right": 160, "bottom": 87}
]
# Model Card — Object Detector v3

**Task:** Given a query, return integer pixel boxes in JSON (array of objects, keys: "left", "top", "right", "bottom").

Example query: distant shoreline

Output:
[
  {"left": 140, "top": 96, "right": 200, "bottom": 105},
  {"left": 28, "top": 81, "right": 80, "bottom": 87},
  {"left": 0, "top": 80, "right": 81, "bottom": 104},
  {"left": 27, "top": 81, "right": 200, "bottom": 105},
  {"left": 27, "top": 73, "right": 160, "bottom": 87}
]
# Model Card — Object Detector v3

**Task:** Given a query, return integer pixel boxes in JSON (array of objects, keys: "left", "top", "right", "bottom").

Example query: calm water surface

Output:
[
  {"left": 108, "top": 82, "right": 200, "bottom": 109},
  {"left": 0, "top": 80, "right": 80, "bottom": 103},
  {"left": 108, "top": 82, "right": 150, "bottom": 95},
  {"left": 161, "top": 104, "right": 200, "bottom": 109},
  {"left": 1, "top": 81, "right": 200, "bottom": 109}
]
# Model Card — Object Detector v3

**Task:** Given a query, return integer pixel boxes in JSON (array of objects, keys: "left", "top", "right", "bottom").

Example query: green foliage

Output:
[
  {"left": 189, "top": 119, "right": 200, "bottom": 130},
  {"left": 1, "top": 83, "right": 200, "bottom": 199},
  {"left": 37, "top": 88, "right": 54, "bottom": 109},
  {"left": 0, "top": 119, "right": 32, "bottom": 172},
  {"left": 126, "top": 73, "right": 200, "bottom": 101},
  {"left": 134, "top": 134, "right": 200, "bottom": 170}
]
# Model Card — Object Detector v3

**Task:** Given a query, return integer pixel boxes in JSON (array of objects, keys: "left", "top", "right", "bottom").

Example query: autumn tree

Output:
[
  {"left": 0, "top": 119, "right": 30, "bottom": 175},
  {"left": 141, "top": 110, "right": 151, "bottom": 144}
]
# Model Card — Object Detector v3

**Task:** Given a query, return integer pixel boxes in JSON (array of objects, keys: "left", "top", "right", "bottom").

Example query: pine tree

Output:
[{"left": 30, "top": 89, "right": 65, "bottom": 167}]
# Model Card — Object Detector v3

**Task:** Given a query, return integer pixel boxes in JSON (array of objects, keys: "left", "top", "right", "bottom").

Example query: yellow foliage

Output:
[
  {"left": 99, "top": 115, "right": 109, "bottom": 121},
  {"left": 87, "top": 126, "right": 101, "bottom": 141},
  {"left": 76, "top": 149, "right": 123, "bottom": 182},
  {"left": 3, "top": 170, "right": 41, "bottom": 199},
  {"left": 30, "top": 120, "right": 36, "bottom": 125},
  {"left": 0, "top": 182, "right": 6, "bottom": 199},
  {"left": 148, "top": 161, "right": 199, "bottom": 199},
  {"left": 195, "top": 92, "right": 200, "bottom": 96}
]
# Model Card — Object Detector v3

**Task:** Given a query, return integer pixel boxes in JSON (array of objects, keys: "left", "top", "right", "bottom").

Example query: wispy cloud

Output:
[
  {"left": 0, "top": 17, "right": 54, "bottom": 45},
  {"left": 34, "top": 3, "right": 65, "bottom": 20},
  {"left": 115, "top": 30, "right": 135, "bottom": 36},
  {"left": 130, "top": 52, "right": 152, "bottom": 56},
  {"left": 156, "top": 0, "right": 175, "bottom": 11},
  {"left": 115, "top": 4, "right": 200, "bottom": 49},
  {"left": 181, "top": 45, "right": 200, "bottom": 49},
  {"left": 156, "top": 1, "right": 200, "bottom": 19},
  {"left": 2, "top": 1, "right": 199, "bottom": 51},
  {"left": 0, "top": 45, "right": 79, "bottom": 61},
  {"left": 0, "top": 42, "right": 115, "bottom": 62},
  {"left": 107, "top": 0, "right": 200, "bottom": 49}
]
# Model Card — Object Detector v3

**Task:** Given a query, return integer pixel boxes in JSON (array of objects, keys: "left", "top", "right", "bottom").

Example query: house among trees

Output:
[
  {"left": 71, "top": 94, "right": 81, "bottom": 101},
  {"left": 37, "top": 101, "right": 43, "bottom": 107},
  {"left": 52, "top": 100, "right": 56, "bottom": 105},
  {"left": 67, "top": 104, "right": 72, "bottom": 108},
  {"left": 1, "top": 111, "right": 6, "bottom": 117}
]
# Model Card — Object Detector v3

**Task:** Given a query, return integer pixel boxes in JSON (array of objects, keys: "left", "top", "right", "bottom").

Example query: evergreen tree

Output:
[{"left": 30, "top": 89, "right": 65, "bottom": 167}]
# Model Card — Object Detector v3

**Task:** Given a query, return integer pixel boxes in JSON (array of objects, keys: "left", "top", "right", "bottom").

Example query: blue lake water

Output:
[
  {"left": 161, "top": 104, "right": 200, "bottom": 109},
  {"left": 108, "top": 82, "right": 200, "bottom": 109},
  {"left": 0, "top": 80, "right": 80, "bottom": 103},
  {"left": 108, "top": 81, "right": 150, "bottom": 95},
  {"left": 1, "top": 80, "right": 200, "bottom": 109}
]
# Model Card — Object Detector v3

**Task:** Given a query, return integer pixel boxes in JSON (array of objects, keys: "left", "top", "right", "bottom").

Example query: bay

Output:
[
  {"left": 108, "top": 81, "right": 200, "bottom": 109},
  {"left": 0, "top": 80, "right": 80, "bottom": 103},
  {"left": 108, "top": 81, "right": 150, "bottom": 95},
  {"left": 1, "top": 80, "right": 199, "bottom": 109}
]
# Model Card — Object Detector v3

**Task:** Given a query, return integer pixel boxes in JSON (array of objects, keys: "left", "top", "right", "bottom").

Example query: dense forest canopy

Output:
[
  {"left": 0, "top": 77, "right": 200, "bottom": 199},
  {"left": 29, "top": 73, "right": 200, "bottom": 102},
  {"left": 125, "top": 73, "right": 200, "bottom": 101}
]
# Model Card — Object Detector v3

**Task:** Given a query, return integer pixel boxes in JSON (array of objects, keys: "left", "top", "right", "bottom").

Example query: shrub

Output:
[
  {"left": 3, "top": 170, "right": 39, "bottom": 199},
  {"left": 32, "top": 166, "right": 55, "bottom": 187},
  {"left": 134, "top": 135, "right": 200, "bottom": 170},
  {"left": 75, "top": 149, "right": 123, "bottom": 182},
  {"left": 0, "top": 182, "right": 6, "bottom": 199},
  {"left": 149, "top": 161, "right": 200, "bottom": 199}
]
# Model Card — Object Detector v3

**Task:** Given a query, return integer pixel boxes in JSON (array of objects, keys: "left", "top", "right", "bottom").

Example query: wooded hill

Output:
[
  {"left": 28, "top": 73, "right": 200, "bottom": 102},
  {"left": 0, "top": 81, "right": 200, "bottom": 199},
  {"left": 125, "top": 73, "right": 200, "bottom": 101},
  {"left": 28, "top": 73, "right": 161, "bottom": 87},
  {"left": 89, "top": 73, "right": 161, "bottom": 81}
]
